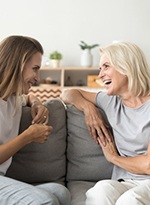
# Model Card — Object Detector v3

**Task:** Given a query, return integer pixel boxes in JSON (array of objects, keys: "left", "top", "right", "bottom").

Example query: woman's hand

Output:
[
  {"left": 84, "top": 103, "right": 112, "bottom": 146},
  {"left": 31, "top": 101, "right": 49, "bottom": 125},
  {"left": 26, "top": 123, "right": 53, "bottom": 144},
  {"left": 98, "top": 138, "right": 119, "bottom": 163}
]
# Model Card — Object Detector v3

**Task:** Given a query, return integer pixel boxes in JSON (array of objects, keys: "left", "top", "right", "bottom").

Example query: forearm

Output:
[
  {"left": 0, "top": 132, "right": 31, "bottom": 164},
  {"left": 112, "top": 154, "right": 150, "bottom": 175},
  {"left": 60, "top": 89, "right": 96, "bottom": 112},
  {"left": 100, "top": 140, "right": 150, "bottom": 175}
]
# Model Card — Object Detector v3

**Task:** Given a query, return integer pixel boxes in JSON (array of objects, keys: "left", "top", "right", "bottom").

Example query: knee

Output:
[
  {"left": 38, "top": 183, "right": 71, "bottom": 205},
  {"left": 52, "top": 184, "right": 71, "bottom": 205},
  {"left": 87, "top": 180, "right": 117, "bottom": 196},
  {"left": 86, "top": 180, "right": 117, "bottom": 204},
  {"left": 35, "top": 190, "right": 60, "bottom": 205},
  {"left": 32, "top": 193, "right": 59, "bottom": 205},
  {"left": 61, "top": 186, "right": 71, "bottom": 203},
  {"left": 116, "top": 189, "right": 143, "bottom": 205}
]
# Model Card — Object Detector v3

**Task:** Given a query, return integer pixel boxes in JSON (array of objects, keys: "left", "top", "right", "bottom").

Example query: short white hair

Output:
[{"left": 100, "top": 41, "right": 150, "bottom": 96}]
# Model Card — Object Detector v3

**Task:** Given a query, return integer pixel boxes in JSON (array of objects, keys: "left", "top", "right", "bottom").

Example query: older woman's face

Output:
[
  {"left": 98, "top": 54, "right": 128, "bottom": 96},
  {"left": 22, "top": 52, "right": 42, "bottom": 94}
]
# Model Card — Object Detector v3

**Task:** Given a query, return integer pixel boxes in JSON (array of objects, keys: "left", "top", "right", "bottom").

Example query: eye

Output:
[
  {"left": 33, "top": 66, "right": 40, "bottom": 72},
  {"left": 99, "top": 64, "right": 109, "bottom": 73},
  {"left": 104, "top": 64, "right": 109, "bottom": 70}
]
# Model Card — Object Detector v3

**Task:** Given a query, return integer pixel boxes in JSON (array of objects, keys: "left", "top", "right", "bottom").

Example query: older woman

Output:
[{"left": 60, "top": 41, "right": 150, "bottom": 205}]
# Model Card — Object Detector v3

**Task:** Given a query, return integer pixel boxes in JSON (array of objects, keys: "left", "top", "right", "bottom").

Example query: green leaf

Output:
[
  {"left": 49, "top": 51, "right": 62, "bottom": 60},
  {"left": 79, "top": 41, "right": 99, "bottom": 50}
]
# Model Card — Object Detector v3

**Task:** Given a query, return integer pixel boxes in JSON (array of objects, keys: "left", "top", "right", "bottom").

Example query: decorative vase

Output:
[
  {"left": 80, "top": 49, "right": 93, "bottom": 67},
  {"left": 51, "top": 60, "right": 60, "bottom": 68}
]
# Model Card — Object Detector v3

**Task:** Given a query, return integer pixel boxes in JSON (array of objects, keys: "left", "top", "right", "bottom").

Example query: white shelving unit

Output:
[
  {"left": 29, "top": 66, "right": 101, "bottom": 102},
  {"left": 39, "top": 66, "right": 99, "bottom": 88}
]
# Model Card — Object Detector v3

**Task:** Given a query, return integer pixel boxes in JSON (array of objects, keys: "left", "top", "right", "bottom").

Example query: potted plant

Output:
[
  {"left": 49, "top": 51, "right": 62, "bottom": 68},
  {"left": 79, "top": 41, "right": 99, "bottom": 67},
  {"left": 79, "top": 41, "right": 99, "bottom": 50}
]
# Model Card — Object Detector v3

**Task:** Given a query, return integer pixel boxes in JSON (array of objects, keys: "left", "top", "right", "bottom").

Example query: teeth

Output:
[
  {"left": 96, "top": 79, "right": 104, "bottom": 86},
  {"left": 104, "top": 80, "right": 111, "bottom": 85}
]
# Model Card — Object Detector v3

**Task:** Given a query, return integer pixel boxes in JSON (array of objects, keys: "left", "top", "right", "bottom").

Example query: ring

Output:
[{"left": 43, "top": 116, "right": 47, "bottom": 119}]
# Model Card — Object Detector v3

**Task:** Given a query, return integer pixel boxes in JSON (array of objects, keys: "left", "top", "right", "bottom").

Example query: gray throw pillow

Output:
[
  {"left": 66, "top": 104, "right": 113, "bottom": 182},
  {"left": 6, "top": 99, "right": 67, "bottom": 185}
]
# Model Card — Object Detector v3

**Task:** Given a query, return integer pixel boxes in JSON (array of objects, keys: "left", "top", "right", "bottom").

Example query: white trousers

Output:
[{"left": 86, "top": 179, "right": 150, "bottom": 205}]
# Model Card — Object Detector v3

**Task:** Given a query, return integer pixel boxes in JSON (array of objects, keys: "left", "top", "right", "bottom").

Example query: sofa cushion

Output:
[
  {"left": 66, "top": 105, "right": 113, "bottom": 182},
  {"left": 6, "top": 99, "right": 66, "bottom": 185}
]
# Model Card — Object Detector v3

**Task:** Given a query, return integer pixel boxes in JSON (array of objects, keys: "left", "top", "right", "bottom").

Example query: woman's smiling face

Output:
[
  {"left": 22, "top": 52, "right": 42, "bottom": 94},
  {"left": 99, "top": 54, "right": 128, "bottom": 96}
]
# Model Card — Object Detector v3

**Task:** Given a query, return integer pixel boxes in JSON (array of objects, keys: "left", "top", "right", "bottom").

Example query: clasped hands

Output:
[
  {"left": 29, "top": 101, "right": 52, "bottom": 143},
  {"left": 31, "top": 101, "right": 49, "bottom": 125}
]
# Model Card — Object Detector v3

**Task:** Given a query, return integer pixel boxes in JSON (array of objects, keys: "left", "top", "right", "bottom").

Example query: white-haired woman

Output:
[{"left": 60, "top": 41, "right": 150, "bottom": 205}]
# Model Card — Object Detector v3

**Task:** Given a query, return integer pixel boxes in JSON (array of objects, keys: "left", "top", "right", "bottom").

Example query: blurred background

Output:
[{"left": 0, "top": 0, "right": 149, "bottom": 66}]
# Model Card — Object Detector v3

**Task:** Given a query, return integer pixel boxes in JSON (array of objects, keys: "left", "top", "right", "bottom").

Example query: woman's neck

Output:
[{"left": 121, "top": 94, "right": 150, "bottom": 108}]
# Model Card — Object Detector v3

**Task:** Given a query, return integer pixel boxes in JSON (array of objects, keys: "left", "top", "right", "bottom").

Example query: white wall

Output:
[{"left": 0, "top": 0, "right": 150, "bottom": 66}]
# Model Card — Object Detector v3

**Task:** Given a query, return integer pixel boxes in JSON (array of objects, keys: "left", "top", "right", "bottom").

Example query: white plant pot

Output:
[
  {"left": 51, "top": 60, "right": 60, "bottom": 68},
  {"left": 80, "top": 49, "right": 93, "bottom": 67}
]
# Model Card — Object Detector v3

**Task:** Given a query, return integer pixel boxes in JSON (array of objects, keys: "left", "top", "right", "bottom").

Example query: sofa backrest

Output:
[
  {"left": 6, "top": 98, "right": 113, "bottom": 185},
  {"left": 66, "top": 104, "right": 113, "bottom": 182}
]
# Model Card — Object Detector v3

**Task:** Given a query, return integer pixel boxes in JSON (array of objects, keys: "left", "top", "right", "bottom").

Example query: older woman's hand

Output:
[
  {"left": 31, "top": 101, "right": 49, "bottom": 125},
  {"left": 98, "top": 138, "right": 119, "bottom": 163},
  {"left": 84, "top": 103, "right": 112, "bottom": 146}
]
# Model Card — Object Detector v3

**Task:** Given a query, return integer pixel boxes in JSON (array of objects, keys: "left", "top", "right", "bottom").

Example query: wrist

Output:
[
  {"left": 19, "top": 130, "right": 32, "bottom": 145},
  {"left": 31, "top": 100, "right": 42, "bottom": 108},
  {"left": 27, "top": 94, "right": 42, "bottom": 107},
  {"left": 111, "top": 154, "right": 121, "bottom": 165},
  {"left": 82, "top": 101, "right": 95, "bottom": 113}
]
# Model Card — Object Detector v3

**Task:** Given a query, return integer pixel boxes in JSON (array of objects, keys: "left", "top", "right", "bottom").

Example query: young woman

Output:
[
  {"left": 61, "top": 41, "right": 150, "bottom": 205},
  {"left": 0, "top": 35, "right": 70, "bottom": 205}
]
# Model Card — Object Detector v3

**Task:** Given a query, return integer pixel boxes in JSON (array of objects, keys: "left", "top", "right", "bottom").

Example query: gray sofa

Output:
[{"left": 6, "top": 98, "right": 113, "bottom": 205}]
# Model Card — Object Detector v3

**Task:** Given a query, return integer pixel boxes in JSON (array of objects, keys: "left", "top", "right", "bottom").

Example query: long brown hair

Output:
[{"left": 0, "top": 35, "right": 43, "bottom": 99}]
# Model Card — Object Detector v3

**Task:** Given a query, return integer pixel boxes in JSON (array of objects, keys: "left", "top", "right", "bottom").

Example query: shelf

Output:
[
  {"left": 41, "top": 66, "right": 99, "bottom": 70},
  {"left": 30, "top": 66, "right": 100, "bottom": 102},
  {"left": 40, "top": 66, "right": 62, "bottom": 71}
]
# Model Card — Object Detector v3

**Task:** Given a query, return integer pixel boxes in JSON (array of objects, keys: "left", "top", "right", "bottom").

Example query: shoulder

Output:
[{"left": 96, "top": 92, "right": 121, "bottom": 109}]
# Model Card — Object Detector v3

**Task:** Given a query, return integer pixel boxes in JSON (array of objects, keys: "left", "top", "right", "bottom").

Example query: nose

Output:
[
  {"left": 98, "top": 68, "right": 105, "bottom": 79},
  {"left": 35, "top": 72, "right": 40, "bottom": 83}
]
